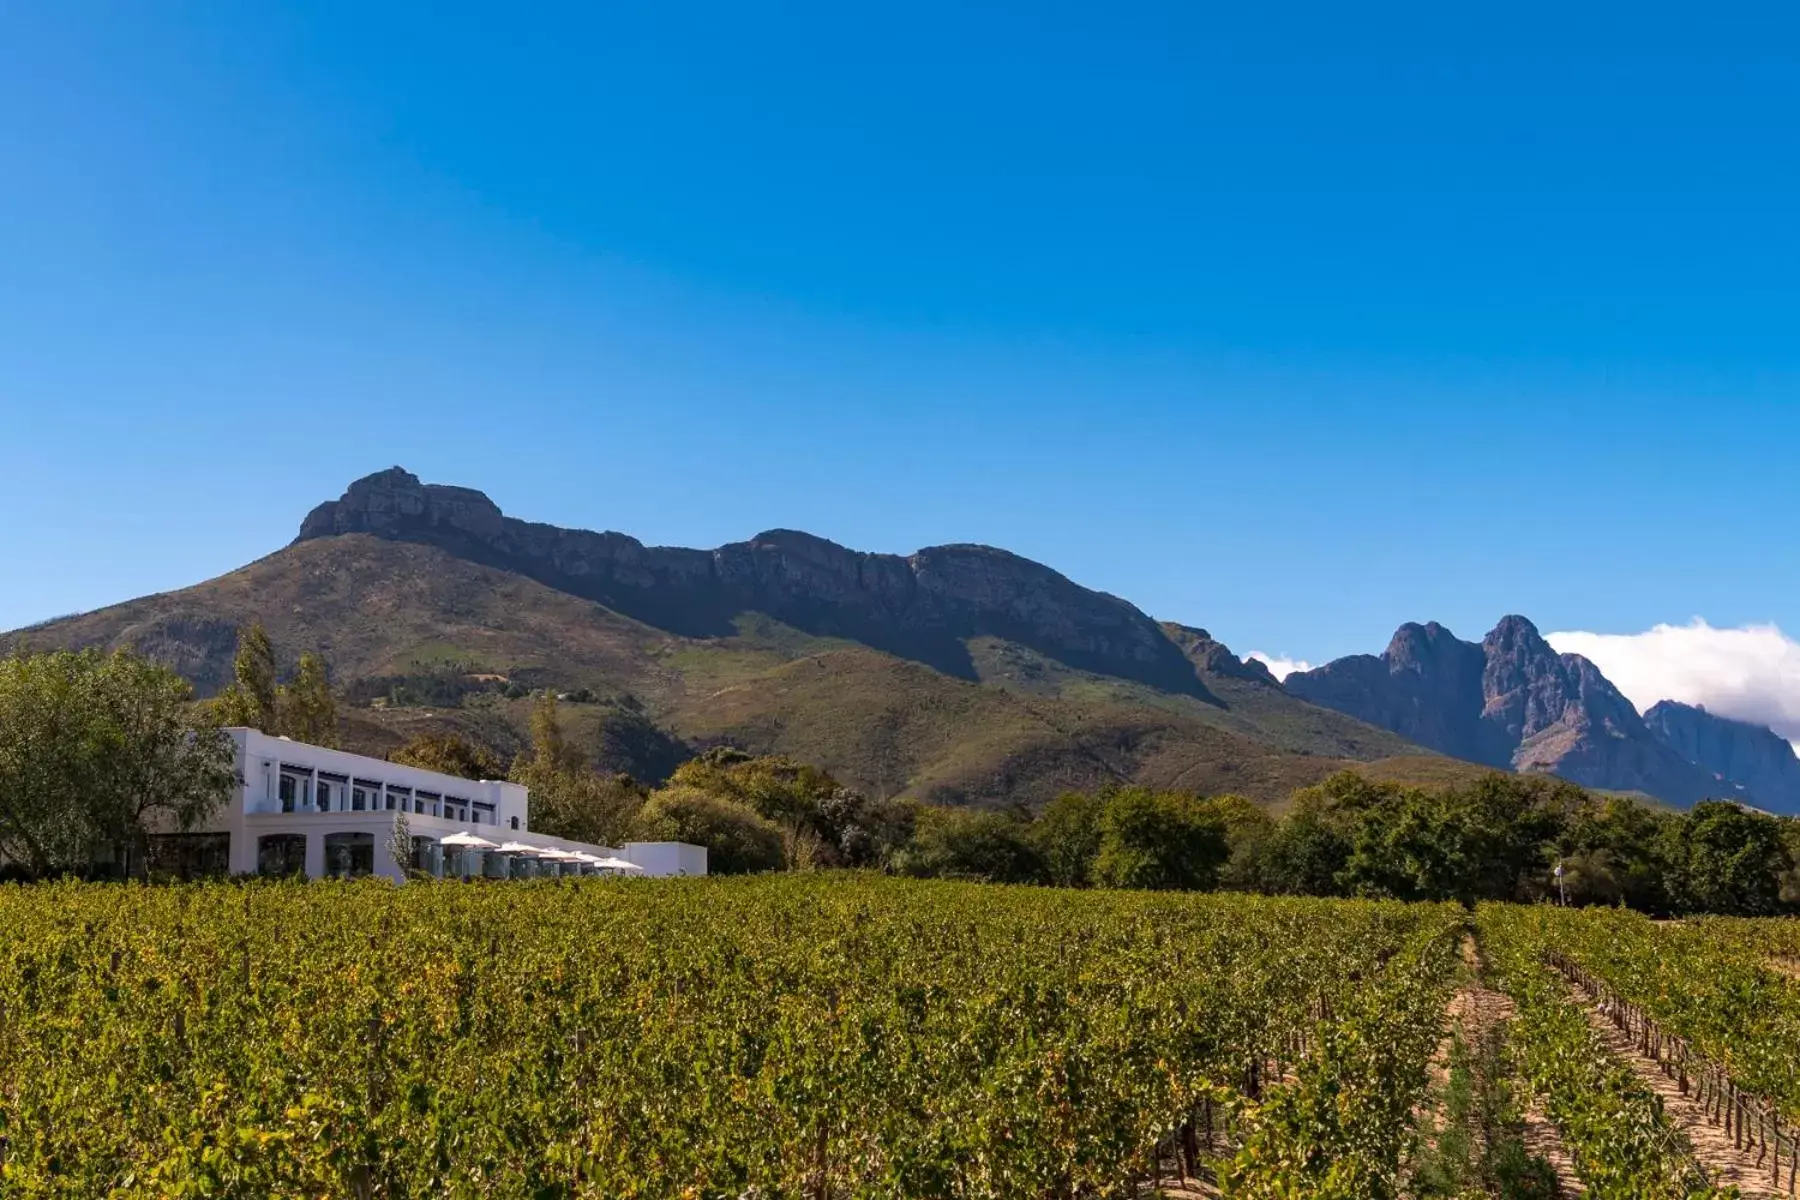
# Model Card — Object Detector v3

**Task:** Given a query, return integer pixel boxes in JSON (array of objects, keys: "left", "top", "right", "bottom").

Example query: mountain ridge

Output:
[
  {"left": 298, "top": 467, "right": 1211, "bottom": 698},
  {"left": 10, "top": 466, "right": 1789, "bottom": 811},
  {"left": 1, "top": 469, "right": 1434, "bottom": 806}
]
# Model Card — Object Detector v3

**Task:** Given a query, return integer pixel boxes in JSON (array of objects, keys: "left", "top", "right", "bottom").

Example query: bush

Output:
[{"left": 634, "top": 786, "right": 785, "bottom": 874}]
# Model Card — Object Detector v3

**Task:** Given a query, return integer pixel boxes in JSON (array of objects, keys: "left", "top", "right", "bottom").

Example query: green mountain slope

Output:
[{"left": 4, "top": 471, "right": 1463, "bottom": 806}]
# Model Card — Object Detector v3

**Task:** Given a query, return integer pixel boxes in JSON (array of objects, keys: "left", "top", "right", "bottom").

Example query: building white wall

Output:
[
  {"left": 194, "top": 729, "right": 704, "bottom": 880},
  {"left": 623, "top": 841, "right": 709, "bottom": 877}
]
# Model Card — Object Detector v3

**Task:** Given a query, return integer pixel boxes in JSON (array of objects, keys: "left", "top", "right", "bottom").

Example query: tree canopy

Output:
[{"left": 0, "top": 649, "right": 235, "bottom": 878}]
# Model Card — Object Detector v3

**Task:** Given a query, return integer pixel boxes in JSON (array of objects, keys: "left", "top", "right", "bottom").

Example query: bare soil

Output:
[
  {"left": 1452, "top": 936, "right": 1584, "bottom": 1198},
  {"left": 1577, "top": 1002, "right": 1788, "bottom": 1198}
]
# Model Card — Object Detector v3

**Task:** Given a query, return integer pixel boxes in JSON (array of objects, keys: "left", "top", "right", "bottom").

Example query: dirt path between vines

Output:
[
  {"left": 1763, "top": 955, "right": 1800, "bottom": 982},
  {"left": 1452, "top": 938, "right": 1584, "bottom": 1198},
  {"left": 1577, "top": 1002, "right": 1787, "bottom": 1198}
]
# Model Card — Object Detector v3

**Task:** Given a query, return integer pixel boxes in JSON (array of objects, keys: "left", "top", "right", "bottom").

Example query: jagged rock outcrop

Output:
[
  {"left": 299, "top": 467, "right": 1207, "bottom": 694},
  {"left": 1287, "top": 615, "right": 1731, "bottom": 805},
  {"left": 1160, "top": 623, "right": 1281, "bottom": 687},
  {"left": 1645, "top": 701, "right": 1800, "bottom": 812}
]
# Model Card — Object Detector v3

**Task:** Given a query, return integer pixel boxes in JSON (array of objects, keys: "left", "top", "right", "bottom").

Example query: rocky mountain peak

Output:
[
  {"left": 1287, "top": 614, "right": 1730, "bottom": 806},
  {"left": 298, "top": 467, "right": 507, "bottom": 543}
]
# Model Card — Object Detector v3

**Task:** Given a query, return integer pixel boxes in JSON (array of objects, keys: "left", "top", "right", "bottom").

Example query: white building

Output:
[{"left": 169, "top": 729, "right": 706, "bottom": 881}]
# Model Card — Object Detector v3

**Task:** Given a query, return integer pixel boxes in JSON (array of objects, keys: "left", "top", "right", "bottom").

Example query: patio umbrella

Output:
[
  {"left": 440, "top": 832, "right": 500, "bottom": 849},
  {"left": 593, "top": 857, "right": 645, "bottom": 872}
]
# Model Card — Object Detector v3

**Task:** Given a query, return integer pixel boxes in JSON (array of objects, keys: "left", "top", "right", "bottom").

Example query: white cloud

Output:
[
  {"left": 1546, "top": 620, "right": 1800, "bottom": 747},
  {"left": 1248, "top": 651, "right": 1313, "bottom": 681}
]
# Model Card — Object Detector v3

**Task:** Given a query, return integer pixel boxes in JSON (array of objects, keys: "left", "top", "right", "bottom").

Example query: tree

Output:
[
  {"left": 526, "top": 690, "right": 579, "bottom": 773},
  {"left": 529, "top": 770, "right": 648, "bottom": 847},
  {"left": 510, "top": 692, "right": 646, "bottom": 845},
  {"left": 894, "top": 807, "right": 1044, "bottom": 884},
  {"left": 1032, "top": 791, "right": 1103, "bottom": 887},
  {"left": 660, "top": 749, "right": 908, "bottom": 869},
  {"left": 1093, "top": 787, "right": 1229, "bottom": 891},
  {"left": 210, "top": 622, "right": 278, "bottom": 732},
  {"left": 1253, "top": 790, "right": 1352, "bottom": 896},
  {"left": 1559, "top": 795, "right": 1671, "bottom": 911},
  {"left": 389, "top": 733, "right": 504, "bottom": 781},
  {"left": 1659, "top": 800, "right": 1788, "bottom": 916},
  {"left": 633, "top": 785, "right": 784, "bottom": 874},
  {"left": 277, "top": 651, "right": 338, "bottom": 748},
  {"left": 816, "top": 787, "right": 915, "bottom": 868},
  {"left": 0, "top": 649, "right": 235, "bottom": 878}
]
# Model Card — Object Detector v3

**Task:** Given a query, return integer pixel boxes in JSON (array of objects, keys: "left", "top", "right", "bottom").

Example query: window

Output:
[
  {"left": 510, "top": 816, "right": 519, "bottom": 831},
  {"left": 418, "top": 792, "right": 441, "bottom": 818},
  {"left": 257, "top": 834, "right": 306, "bottom": 877},
  {"left": 143, "top": 833, "right": 231, "bottom": 880},
  {"left": 278, "top": 774, "right": 299, "bottom": 813},
  {"left": 323, "top": 832, "right": 375, "bottom": 878},
  {"left": 351, "top": 783, "right": 371, "bottom": 812},
  {"left": 317, "top": 774, "right": 348, "bottom": 813},
  {"left": 474, "top": 801, "right": 496, "bottom": 827},
  {"left": 389, "top": 788, "right": 412, "bottom": 814},
  {"left": 409, "top": 836, "right": 444, "bottom": 878}
]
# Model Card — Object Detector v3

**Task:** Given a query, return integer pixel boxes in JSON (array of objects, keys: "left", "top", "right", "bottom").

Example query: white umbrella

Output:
[
  {"left": 441, "top": 832, "right": 500, "bottom": 849},
  {"left": 496, "top": 842, "right": 539, "bottom": 854},
  {"left": 593, "top": 856, "right": 645, "bottom": 872}
]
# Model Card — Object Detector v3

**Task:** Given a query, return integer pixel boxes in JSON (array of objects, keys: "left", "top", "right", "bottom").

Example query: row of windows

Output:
[{"left": 274, "top": 769, "right": 505, "bottom": 827}]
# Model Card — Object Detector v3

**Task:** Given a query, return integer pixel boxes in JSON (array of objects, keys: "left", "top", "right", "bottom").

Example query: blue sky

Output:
[{"left": 3, "top": 2, "right": 1799, "bottom": 685}]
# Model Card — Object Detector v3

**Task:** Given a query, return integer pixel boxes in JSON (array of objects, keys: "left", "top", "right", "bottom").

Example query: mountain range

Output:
[{"left": 8, "top": 466, "right": 1798, "bottom": 812}]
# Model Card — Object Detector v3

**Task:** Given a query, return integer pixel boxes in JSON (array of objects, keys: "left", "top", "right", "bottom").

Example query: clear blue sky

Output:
[{"left": 3, "top": 2, "right": 1798, "bottom": 665}]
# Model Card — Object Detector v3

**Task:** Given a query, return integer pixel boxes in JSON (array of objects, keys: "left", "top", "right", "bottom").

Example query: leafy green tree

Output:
[
  {"left": 277, "top": 651, "right": 338, "bottom": 747},
  {"left": 0, "top": 649, "right": 234, "bottom": 877},
  {"left": 1092, "top": 787, "right": 1228, "bottom": 891},
  {"left": 633, "top": 785, "right": 785, "bottom": 874},
  {"left": 1559, "top": 795, "right": 1671, "bottom": 911},
  {"left": 894, "top": 807, "right": 1044, "bottom": 883},
  {"left": 210, "top": 622, "right": 279, "bottom": 732},
  {"left": 816, "top": 787, "right": 915, "bottom": 868},
  {"left": 1206, "top": 793, "right": 1277, "bottom": 892},
  {"left": 1031, "top": 790, "right": 1103, "bottom": 887},
  {"left": 532, "top": 770, "right": 648, "bottom": 847},
  {"left": 1658, "top": 800, "right": 1788, "bottom": 916},
  {"left": 389, "top": 733, "right": 505, "bottom": 781},
  {"left": 1253, "top": 790, "right": 1353, "bottom": 896},
  {"left": 1331, "top": 772, "right": 1576, "bottom": 904},
  {"left": 661, "top": 748, "right": 909, "bottom": 868}
]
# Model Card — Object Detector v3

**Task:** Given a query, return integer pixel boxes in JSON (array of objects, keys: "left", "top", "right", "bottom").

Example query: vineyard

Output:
[{"left": 6, "top": 878, "right": 1800, "bottom": 1198}]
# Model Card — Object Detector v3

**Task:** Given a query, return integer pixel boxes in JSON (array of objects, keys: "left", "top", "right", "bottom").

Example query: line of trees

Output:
[
  {"left": 885, "top": 771, "right": 1800, "bottom": 917},
  {"left": 440, "top": 703, "right": 1800, "bottom": 917}
]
